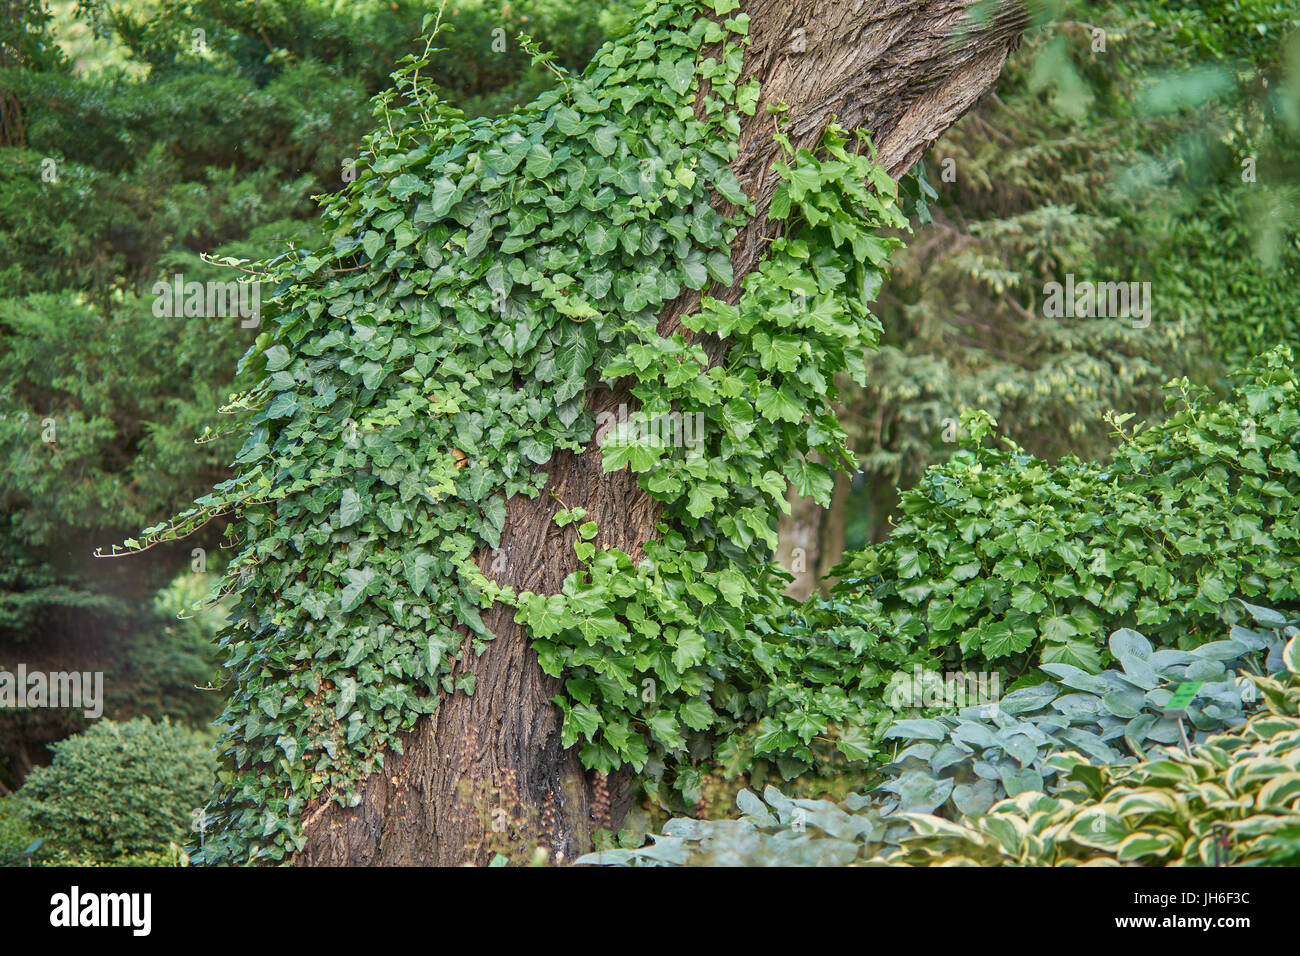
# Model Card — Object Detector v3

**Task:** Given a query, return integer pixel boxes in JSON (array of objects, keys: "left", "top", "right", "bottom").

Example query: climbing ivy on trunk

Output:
[{"left": 117, "top": 0, "right": 913, "bottom": 863}]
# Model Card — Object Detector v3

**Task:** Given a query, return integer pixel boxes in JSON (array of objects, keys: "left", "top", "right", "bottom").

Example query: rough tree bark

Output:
[
  {"left": 297, "top": 0, "right": 1027, "bottom": 866},
  {"left": 777, "top": 465, "right": 854, "bottom": 600}
]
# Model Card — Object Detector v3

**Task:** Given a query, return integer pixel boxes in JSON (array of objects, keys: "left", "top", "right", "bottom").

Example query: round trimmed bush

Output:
[{"left": 17, "top": 717, "right": 215, "bottom": 863}]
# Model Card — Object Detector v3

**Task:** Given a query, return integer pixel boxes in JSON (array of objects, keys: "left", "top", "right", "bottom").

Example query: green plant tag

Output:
[{"left": 1166, "top": 681, "right": 1203, "bottom": 712}]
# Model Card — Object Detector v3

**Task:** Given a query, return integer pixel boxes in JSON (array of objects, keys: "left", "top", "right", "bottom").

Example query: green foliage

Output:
[
  {"left": 0, "top": 796, "right": 38, "bottom": 866},
  {"left": 0, "top": 0, "right": 629, "bottom": 786},
  {"left": 0, "top": 572, "right": 224, "bottom": 791},
  {"left": 520, "top": 126, "right": 907, "bottom": 795},
  {"left": 579, "top": 612, "right": 1300, "bottom": 867},
  {"left": 880, "top": 633, "right": 1300, "bottom": 866},
  {"left": 577, "top": 784, "right": 899, "bottom": 866},
  {"left": 830, "top": 347, "right": 1300, "bottom": 675},
  {"left": 17, "top": 717, "right": 215, "bottom": 864},
  {"left": 845, "top": 0, "right": 1300, "bottom": 548},
  {"left": 879, "top": 610, "right": 1291, "bottom": 818},
  {"left": 124, "top": 0, "right": 912, "bottom": 862}
]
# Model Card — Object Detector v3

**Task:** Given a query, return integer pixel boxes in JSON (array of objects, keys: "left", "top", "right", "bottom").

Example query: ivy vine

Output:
[{"left": 118, "top": 0, "right": 911, "bottom": 863}]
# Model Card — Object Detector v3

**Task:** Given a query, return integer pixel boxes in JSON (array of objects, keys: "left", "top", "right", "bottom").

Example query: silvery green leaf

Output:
[
  {"left": 763, "top": 785, "right": 797, "bottom": 822},
  {"left": 793, "top": 801, "right": 860, "bottom": 841},
  {"left": 997, "top": 683, "right": 1059, "bottom": 715},
  {"left": 930, "top": 743, "right": 971, "bottom": 773},
  {"left": 1040, "top": 663, "right": 1111, "bottom": 695},
  {"left": 999, "top": 766, "right": 1044, "bottom": 797},
  {"left": 1096, "top": 719, "right": 1127, "bottom": 741},
  {"left": 1185, "top": 658, "right": 1227, "bottom": 681},
  {"left": 1125, "top": 712, "right": 1157, "bottom": 755},
  {"left": 634, "top": 836, "right": 692, "bottom": 864},
  {"left": 1053, "top": 692, "right": 1103, "bottom": 720},
  {"left": 1035, "top": 713, "right": 1071, "bottom": 731},
  {"left": 950, "top": 721, "right": 998, "bottom": 750},
  {"left": 1144, "top": 686, "right": 1173, "bottom": 709},
  {"left": 665, "top": 818, "right": 720, "bottom": 841},
  {"left": 1149, "top": 649, "right": 1197, "bottom": 674},
  {"left": 1239, "top": 600, "right": 1289, "bottom": 627},
  {"left": 1102, "top": 686, "right": 1145, "bottom": 718},
  {"left": 896, "top": 742, "right": 937, "bottom": 763},
  {"left": 1109, "top": 627, "right": 1153, "bottom": 660},
  {"left": 952, "top": 779, "right": 999, "bottom": 817},
  {"left": 1189, "top": 640, "right": 1249, "bottom": 661},
  {"left": 883, "top": 718, "right": 948, "bottom": 741},
  {"left": 958, "top": 701, "right": 1006, "bottom": 722},
  {"left": 972, "top": 759, "right": 1002, "bottom": 780},
  {"left": 998, "top": 731, "right": 1039, "bottom": 768},
  {"left": 894, "top": 770, "right": 954, "bottom": 813},
  {"left": 1145, "top": 716, "right": 1183, "bottom": 744},
  {"left": 1059, "top": 727, "right": 1120, "bottom": 762},
  {"left": 1116, "top": 653, "right": 1161, "bottom": 690},
  {"left": 1190, "top": 704, "right": 1229, "bottom": 726},
  {"left": 1015, "top": 721, "right": 1056, "bottom": 746},
  {"left": 1267, "top": 643, "right": 1288, "bottom": 675},
  {"left": 573, "top": 848, "right": 638, "bottom": 866},
  {"left": 735, "top": 788, "right": 775, "bottom": 826},
  {"left": 840, "top": 793, "right": 873, "bottom": 812},
  {"left": 1228, "top": 625, "right": 1270, "bottom": 651},
  {"left": 1202, "top": 680, "right": 1241, "bottom": 702}
]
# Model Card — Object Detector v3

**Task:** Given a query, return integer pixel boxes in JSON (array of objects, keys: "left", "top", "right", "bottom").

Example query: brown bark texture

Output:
[{"left": 296, "top": 0, "right": 1027, "bottom": 866}]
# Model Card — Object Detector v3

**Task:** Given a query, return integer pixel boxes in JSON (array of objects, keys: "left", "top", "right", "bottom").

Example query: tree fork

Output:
[{"left": 297, "top": 0, "right": 1027, "bottom": 867}]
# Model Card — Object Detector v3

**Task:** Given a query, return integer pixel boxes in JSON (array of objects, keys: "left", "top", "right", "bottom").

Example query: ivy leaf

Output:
[
  {"left": 388, "top": 173, "right": 424, "bottom": 201},
  {"left": 681, "top": 251, "right": 709, "bottom": 289},
  {"left": 783, "top": 456, "right": 833, "bottom": 501},
  {"left": 585, "top": 223, "right": 618, "bottom": 257},
  {"left": 339, "top": 488, "right": 363, "bottom": 528},
  {"left": 591, "top": 126, "right": 619, "bottom": 157},
  {"left": 757, "top": 384, "right": 805, "bottom": 424},
  {"left": 556, "top": 321, "right": 596, "bottom": 379},
  {"left": 264, "top": 345, "right": 292, "bottom": 371},
  {"left": 427, "top": 176, "right": 460, "bottom": 218},
  {"left": 661, "top": 59, "right": 695, "bottom": 96},
  {"left": 679, "top": 697, "right": 717, "bottom": 731},
  {"left": 482, "top": 496, "right": 507, "bottom": 548},
  {"left": 672, "top": 630, "right": 708, "bottom": 669},
  {"left": 716, "top": 569, "right": 749, "bottom": 607},
  {"left": 340, "top": 568, "right": 376, "bottom": 613},
  {"left": 647, "top": 711, "right": 686, "bottom": 751}
]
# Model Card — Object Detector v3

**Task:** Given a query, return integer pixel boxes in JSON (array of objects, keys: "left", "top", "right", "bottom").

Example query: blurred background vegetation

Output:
[{"left": 0, "top": 0, "right": 1295, "bottom": 863}]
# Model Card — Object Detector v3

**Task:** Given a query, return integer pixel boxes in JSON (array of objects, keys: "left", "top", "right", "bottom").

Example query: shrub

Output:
[
  {"left": 578, "top": 615, "right": 1300, "bottom": 866},
  {"left": 17, "top": 717, "right": 215, "bottom": 863},
  {"left": 879, "top": 631, "right": 1300, "bottom": 866},
  {"left": 0, "top": 796, "right": 38, "bottom": 866},
  {"left": 577, "top": 785, "right": 901, "bottom": 867},
  {"left": 826, "top": 346, "right": 1300, "bottom": 674},
  {"left": 878, "top": 607, "right": 1293, "bottom": 818}
]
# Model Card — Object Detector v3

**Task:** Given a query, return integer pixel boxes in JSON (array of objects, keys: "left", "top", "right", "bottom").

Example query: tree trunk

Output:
[
  {"left": 816, "top": 467, "right": 853, "bottom": 588},
  {"left": 297, "top": 0, "right": 1026, "bottom": 866},
  {"left": 777, "top": 453, "right": 853, "bottom": 599},
  {"left": 777, "top": 478, "right": 826, "bottom": 601}
]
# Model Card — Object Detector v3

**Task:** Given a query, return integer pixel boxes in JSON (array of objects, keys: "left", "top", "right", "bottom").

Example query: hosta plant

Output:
[
  {"left": 878, "top": 606, "right": 1293, "bottom": 817},
  {"left": 876, "top": 631, "right": 1300, "bottom": 866},
  {"left": 576, "top": 785, "right": 903, "bottom": 866}
]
